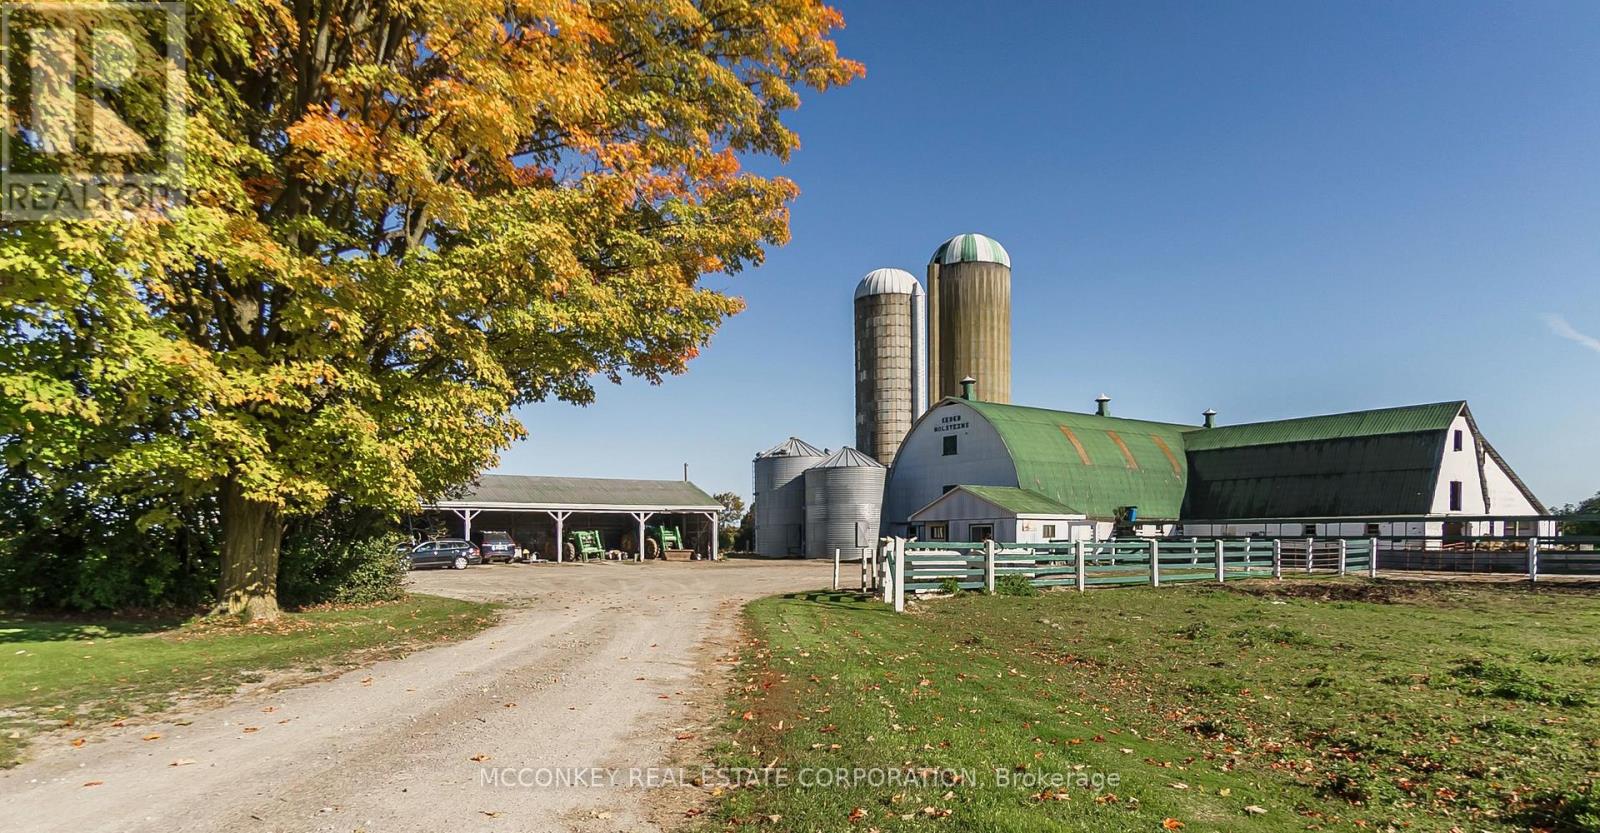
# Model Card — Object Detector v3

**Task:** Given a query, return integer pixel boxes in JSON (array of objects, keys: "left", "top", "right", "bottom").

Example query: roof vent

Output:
[
  {"left": 1203, "top": 409, "right": 1217, "bottom": 429},
  {"left": 1095, "top": 394, "right": 1111, "bottom": 417},
  {"left": 960, "top": 376, "right": 977, "bottom": 400}
]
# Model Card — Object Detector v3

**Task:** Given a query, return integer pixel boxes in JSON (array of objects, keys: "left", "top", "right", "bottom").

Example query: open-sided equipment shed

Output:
[{"left": 424, "top": 474, "right": 724, "bottom": 561}]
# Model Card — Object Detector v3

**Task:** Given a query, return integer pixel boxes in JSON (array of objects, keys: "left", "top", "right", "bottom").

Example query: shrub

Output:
[
  {"left": 937, "top": 576, "right": 963, "bottom": 595},
  {"left": 277, "top": 507, "right": 409, "bottom": 607},
  {"left": 995, "top": 574, "right": 1036, "bottom": 597},
  {"left": 0, "top": 469, "right": 216, "bottom": 611}
]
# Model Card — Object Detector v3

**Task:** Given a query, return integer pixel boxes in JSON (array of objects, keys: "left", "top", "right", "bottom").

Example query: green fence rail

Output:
[{"left": 877, "top": 536, "right": 1383, "bottom": 613}]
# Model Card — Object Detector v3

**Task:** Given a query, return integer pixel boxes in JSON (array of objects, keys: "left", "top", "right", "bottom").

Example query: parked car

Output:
[
  {"left": 406, "top": 538, "right": 482, "bottom": 570},
  {"left": 477, "top": 530, "right": 520, "bottom": 563}
]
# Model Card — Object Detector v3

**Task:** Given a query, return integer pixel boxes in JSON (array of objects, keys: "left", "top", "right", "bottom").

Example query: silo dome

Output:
[
  {"left": 854, "top": 267, "right": 924, "bottom": 299},
  {"left": 929, "top": 233, "right": 1011, "bottom": 268}
]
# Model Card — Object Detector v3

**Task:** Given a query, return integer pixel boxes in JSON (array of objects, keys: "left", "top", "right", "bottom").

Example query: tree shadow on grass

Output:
[{"left": 0, "top": 614, "right": 182, "bottom": 643}]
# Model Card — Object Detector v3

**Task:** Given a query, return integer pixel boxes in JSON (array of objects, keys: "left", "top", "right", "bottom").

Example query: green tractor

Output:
[
  {"left": 649, "top": 523, "right": 690, "bottom": 560},
  {"left": 621, "top": 523, "right": 685, "bottom": 559},
  {"left": 564, "top": 529, "right": 606, "bottom": 561}
]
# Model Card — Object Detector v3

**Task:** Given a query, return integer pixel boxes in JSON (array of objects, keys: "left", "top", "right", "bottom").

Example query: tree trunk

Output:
[{"left": 215, "top": 478, "right": 284, "bottom": 621}]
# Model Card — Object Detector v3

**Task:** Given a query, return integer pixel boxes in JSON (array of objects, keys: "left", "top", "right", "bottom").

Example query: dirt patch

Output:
[
  {"left": 1229, "top": 577, "right": 1600, "bottom": 604},
  {"left": 1225, "top": 580, "right": 1448, "bottom": 604}
]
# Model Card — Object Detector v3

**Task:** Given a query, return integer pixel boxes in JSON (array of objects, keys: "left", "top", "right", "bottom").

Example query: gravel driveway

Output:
[{"left": 0, "top": 558, "right": 829, "bottom": 833}]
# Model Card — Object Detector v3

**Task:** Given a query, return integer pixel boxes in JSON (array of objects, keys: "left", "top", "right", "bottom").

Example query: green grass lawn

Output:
[
  {"left": 0, "top": 594, "right": 497, "bottom": 767},
  {"left": 711, "top": 580, "right": 1600, "bottom": 832}
]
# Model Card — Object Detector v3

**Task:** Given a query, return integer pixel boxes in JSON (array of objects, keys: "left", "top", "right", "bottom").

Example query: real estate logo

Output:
[{"left": 1, "top": 1, "right": 185, "bottom": 220}]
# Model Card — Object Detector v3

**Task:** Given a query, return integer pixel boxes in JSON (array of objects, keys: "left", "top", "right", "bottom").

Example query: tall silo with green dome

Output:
[{"left": 927, "top": 233, "right": 1011, "bottom": 403}]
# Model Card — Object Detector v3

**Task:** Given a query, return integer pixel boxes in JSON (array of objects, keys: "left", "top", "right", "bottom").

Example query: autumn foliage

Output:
[{"left": 0, "top": 0, "right": 860, "bottom": 617}]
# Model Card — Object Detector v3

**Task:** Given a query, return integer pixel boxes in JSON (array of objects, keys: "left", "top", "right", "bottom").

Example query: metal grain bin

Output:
[
  {"left": 753, "top": 437, "right": 827, "bottom": 556},
  {"left": 927, "top": 233, "right": 1011, "bottom": 403},
  {"left": 803, "top": 447, "right": 887, "bottom": 560},
  {"left": 854, "top": 268, "right": 927, "bottom": 466}
]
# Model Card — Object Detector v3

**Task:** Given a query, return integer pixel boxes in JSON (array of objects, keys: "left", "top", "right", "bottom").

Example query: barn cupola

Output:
[{"left": 1095, "top": 394, "right": 1111, "bottom": 417}]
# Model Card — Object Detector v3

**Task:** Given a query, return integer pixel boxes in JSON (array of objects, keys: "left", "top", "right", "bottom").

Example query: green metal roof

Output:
[
  {"left": 958, "top": 486, "right": 1080, "bottom": 515},
  {"left": 1179, "top": 402, "right": 1466, "bottom": 519},
  {"left": 1184, "top": 401, "right": 1464, "bottom": 451},
  {"left": 949, "top": 399, "right": 1522, "bottom": 522},
  {"left": 435, "top": 475, "right": 721, "bottom": 510},
  {"left": 964, "top": 400, "right": 1192, "bottom": 520}
]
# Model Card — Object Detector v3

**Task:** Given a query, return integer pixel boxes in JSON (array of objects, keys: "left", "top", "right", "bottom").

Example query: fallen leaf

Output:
[
  {"left": 1162, "top": 818, "right": 1185, "bottom": 830},
  {"left": 675, "top": 733, "right": 696, "bottom": 740},
  {"left": 847, "top": 807, "right": 867, "bottom": 823},
  {"left": 1244, "top": 805, "right": 1267, "bottom": 816},
  {"left": 479, "top": 810, "right": 501, "bottom": 818},
  {"left": 70, "top": 738, "right": 86, "bottom": 748},
  {"left": 170, "top": 758, "right": 197, "bottom": 767},
  {"left": 241, "top": 727, "right": 260, "bottom": 734},
  {"left": 470, "top": 754, "right": 489, "bottom": 762},
  {"left": 83, "top": 781, "right": 104, "bottom": 787},
  {"left": 142, "top": 733, "right": 161, "bottom": 741}
]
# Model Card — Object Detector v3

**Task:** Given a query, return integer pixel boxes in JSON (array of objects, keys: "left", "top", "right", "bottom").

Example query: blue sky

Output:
[{"left": 499, "top": 0, "right": 1600, "bottom": 508}]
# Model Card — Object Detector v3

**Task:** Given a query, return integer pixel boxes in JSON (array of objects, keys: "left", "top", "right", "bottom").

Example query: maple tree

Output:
[{"left": 0, "top": 0, "right": 860, "bottom": 618}]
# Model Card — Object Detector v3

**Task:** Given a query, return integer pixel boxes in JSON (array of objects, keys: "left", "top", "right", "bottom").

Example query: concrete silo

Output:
[
  {"left": 753, "top": 438, "right": 827, "bottom": 556},
  {"left": 803, "top": 447, "right": 887, "bottom": 560},
  {"left": 854, "top": 268, "right": 927, "bottom": 466},
  {"left": 927, "top": 233, "right": 1011, "bottom": 403}
]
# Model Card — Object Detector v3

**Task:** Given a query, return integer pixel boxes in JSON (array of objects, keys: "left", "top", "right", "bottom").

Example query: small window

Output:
[
  {"left": 1042, "top": 524, "right": 1057, "bottom": 538},
  {"left": 1365, "top": 523, "right": 1381, "bottom": 537},
  {"left": 970, "top": 524, "right": 994, "bottom": 542},
  {"left": 1449, "top": 480, "right": 1463, "bottom": 511},
  {"left": 942, "top": 435, "right": 958, "bottom": 456},
  {"left": 1453, "top": 430, "right": 1464, "bottom": 451},
  {"left": 928, "top": 523, "right": 949, "bottom": 541}
]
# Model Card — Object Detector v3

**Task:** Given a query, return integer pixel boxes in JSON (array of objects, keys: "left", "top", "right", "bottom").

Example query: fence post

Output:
[
  {"left": 1337, "top": 539, "right": 1347, "bottom": 576},
  {"left": 860, "top": 549, "right": 868, "bottom": 592},
  {"left": 832, "top": 548, "right": 841, "bottom": 591},
  {"left": 1528, "top": 537, "right": 1540, "bottom": 584},
  {"left": 1075, "top": 540, "right": 1086, "bottom": 592},
  {"left": 1305, "top": 537, "right": 1315, "bottom": 574},
  {"left": 1369, "top": 537, "right": 1379, "bottom": 578},
  {"left": 1150, "top": 540, "right": 1161, "bottom": 587},
  {"left": 881, "top": 540, "right": 893, "bottom": 604},
  {"left": 984, "top": 539, "right": 997, "bottom": 595},
  {"left": 1272, "top": 538, "right": 1283, "bottom": 580},
  {"left": 1214, "top": 539, "right": 1225, "bottom": 583},
  {"left": 893, "top": 538, "right": 906, "bottom": 612},
  {"left": 870, "top": 543, "right": 879, "bottom": 592}
]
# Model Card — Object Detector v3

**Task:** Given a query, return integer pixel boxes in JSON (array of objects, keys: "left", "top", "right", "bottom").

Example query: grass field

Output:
[
  {"left": 711, "top": 580, "right": 1600, "bottom": 832},
  {"left": 0, "top": 594, "right": 497, "bottom": 767}
]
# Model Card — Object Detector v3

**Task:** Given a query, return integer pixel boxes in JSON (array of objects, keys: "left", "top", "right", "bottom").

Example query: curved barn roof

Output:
[{"left": 963, "top": 400, "right": 1192, "bottom": 520}]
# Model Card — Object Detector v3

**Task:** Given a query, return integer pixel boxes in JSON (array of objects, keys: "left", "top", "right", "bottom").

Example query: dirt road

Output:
[{"left": 0, "top": 559, "right": 829, "bottom": 833}]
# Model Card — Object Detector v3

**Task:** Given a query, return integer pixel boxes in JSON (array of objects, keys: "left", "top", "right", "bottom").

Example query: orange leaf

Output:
[{"left": 1162, "top": 819, "right": 1185, "bottom": 831}]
